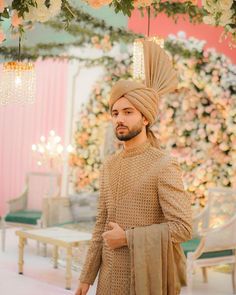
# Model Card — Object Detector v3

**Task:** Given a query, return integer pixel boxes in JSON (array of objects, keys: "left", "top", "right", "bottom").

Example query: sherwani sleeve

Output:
[
  {"left": 158, "top": 156, "right": 192, "bottom": 243},
  {"left": 79, "top": 165, "right": 107, "bottom": 284}
]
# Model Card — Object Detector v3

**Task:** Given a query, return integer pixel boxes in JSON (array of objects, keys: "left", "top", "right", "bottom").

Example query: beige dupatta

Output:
[{"left": 126, "top": 223, "right": 186, "bottom": 295}]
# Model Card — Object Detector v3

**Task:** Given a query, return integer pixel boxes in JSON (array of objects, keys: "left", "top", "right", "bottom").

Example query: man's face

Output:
[{"left": 111, "top": 97, "right": 148, "bottom": 141}]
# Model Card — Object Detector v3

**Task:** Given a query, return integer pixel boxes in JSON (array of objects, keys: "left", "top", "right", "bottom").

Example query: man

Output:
[{"left": 76, "top": 42, "right": 192, "bottom": 295}]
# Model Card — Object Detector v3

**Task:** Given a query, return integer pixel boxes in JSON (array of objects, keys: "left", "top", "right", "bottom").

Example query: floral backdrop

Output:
[
  {"left": 69, "top": 52, "right": 132, "bottom": 192},
  {"left": 0, "top": 1, "right": 236, "bottom": 47},
  {"left": 70, "top": 32, "right": 236, "bottom": 206}
]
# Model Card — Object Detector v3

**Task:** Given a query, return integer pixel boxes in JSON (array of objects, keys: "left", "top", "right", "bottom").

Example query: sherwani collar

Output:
[{"left": 121, "top": 141, "right": 151, "bottom": 158}]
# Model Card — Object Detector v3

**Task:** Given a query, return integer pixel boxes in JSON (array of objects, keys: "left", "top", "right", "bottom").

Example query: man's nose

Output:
[{"left": 116, "top": 113, "right": 125, "bottom": 123}]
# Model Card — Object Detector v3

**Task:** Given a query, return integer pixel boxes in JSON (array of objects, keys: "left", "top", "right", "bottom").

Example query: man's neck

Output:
[{"left": 123, "top": 133, "right": 148, "bottom": 150}]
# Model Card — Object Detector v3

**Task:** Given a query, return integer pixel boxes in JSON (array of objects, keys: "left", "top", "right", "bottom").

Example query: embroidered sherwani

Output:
[{"left": 79, "top": 142, "right": 192, "bottom": 294}]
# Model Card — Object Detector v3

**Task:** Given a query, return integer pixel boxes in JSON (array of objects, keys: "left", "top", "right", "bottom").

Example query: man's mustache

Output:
[{"left": 116, "top": 124, "right": 128, "bottom": 130}]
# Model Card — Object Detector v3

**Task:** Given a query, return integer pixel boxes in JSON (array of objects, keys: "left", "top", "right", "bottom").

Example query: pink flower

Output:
[
  {"left": 0, "top": 29, "right": 5, "bottom": 44},
  {"left": 103, "top": 34, "right": 110, "bottom": 41},
  {"left": 0, "top": 0, "right": 5, "bottom": 13},
  {"left": 91, "top": 36, "right": 99, "bottom": 44},
  {"left": 212, "top": 76, "right": 219, "bottom": 83},
  {"left": 11, "top": 10, "right": 22, "bottom": 28}
]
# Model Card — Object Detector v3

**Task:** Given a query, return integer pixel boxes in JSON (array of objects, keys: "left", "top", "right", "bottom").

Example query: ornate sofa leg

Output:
[
  {"left": 202, "top": 267, "right": 208, "bottom": 283},
  {"left": 232, "top": 253, "right": 236, "bottom": 294}
]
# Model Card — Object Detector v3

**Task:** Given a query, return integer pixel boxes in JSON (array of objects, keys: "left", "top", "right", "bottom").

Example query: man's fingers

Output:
[
  {"left": 102, "top": 229, "right": 113, "bottom": 238},
  {"left": 80, "top": 287, "right": 88, "bottom": 295},
  {"left": 102, "top": 231, "right": 109, "bottom": 239},
  {"left": 108, "top": 222, "right": 117, "bottom": 228},
  {"left": 75, "top": 283, "right": 89, "bottom": 295}
]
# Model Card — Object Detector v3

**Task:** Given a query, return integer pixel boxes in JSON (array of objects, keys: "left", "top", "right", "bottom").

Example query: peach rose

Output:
[
  {"left": 11, "top": 10, "right": 22, "bottom": 28},
  {"left": 87, "top": 0, "right": 112, "bottom": 9},
  {"left": 0, "top": 0, "right": 5, "bottom": 13}
]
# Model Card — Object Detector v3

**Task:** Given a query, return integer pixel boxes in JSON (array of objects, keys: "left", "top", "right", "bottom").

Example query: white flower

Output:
[
  {"left": 24, "top": 0, "right": 62, "bottom": 23},
  {"left": 218, "top": 0, "right": 233, "bottom": 10},
  {"left": 203, "top": 15, "right": 217, "bottom": 26},
  {"left": 177, "top": 31, "right": 186, "bottom": 39},
  {"left": 219, "top": 9, "right": 234, "bottom": 26},
  {"left": 202, "top": 0, "right": 218, "bottom": 13}
]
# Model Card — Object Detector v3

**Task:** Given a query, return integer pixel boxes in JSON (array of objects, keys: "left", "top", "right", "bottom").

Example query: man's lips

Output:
[{"left": 117, "top": 126, "right": 128, "bottom": 131}]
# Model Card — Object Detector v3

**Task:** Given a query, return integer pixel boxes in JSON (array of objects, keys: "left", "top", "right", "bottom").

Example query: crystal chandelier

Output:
[
  {"left": 32, "top": 130, "right": 74, "bottom": 170},
  {"left": 0, "top": 37, "right": 36, "bottom": 106},
  {"left": 133, "top": 7, "right": 165, "bottom": 81},
  {"left": 133, "top": 37, "right": 164, "bottom": 81}
]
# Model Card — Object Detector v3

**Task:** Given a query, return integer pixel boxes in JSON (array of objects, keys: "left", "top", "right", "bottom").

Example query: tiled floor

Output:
[{"left": 0, "top": 227, "right": 234, "bottom": 295}]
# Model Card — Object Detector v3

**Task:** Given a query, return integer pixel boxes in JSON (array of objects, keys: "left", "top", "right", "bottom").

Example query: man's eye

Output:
[{"left": 112, "top": 113, "right": 118, "bottom": 117}]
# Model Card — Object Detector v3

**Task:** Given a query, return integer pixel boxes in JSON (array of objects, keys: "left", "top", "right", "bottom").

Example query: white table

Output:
[{"left": 15, "top": 227, "right": 92, "bottom": 289}]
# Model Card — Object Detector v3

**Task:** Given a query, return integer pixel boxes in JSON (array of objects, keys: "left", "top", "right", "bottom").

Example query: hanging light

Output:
[
  {"left": 31, "top": 130, "right": 74, "bottom": 170},
  {"left": 133, "top": 36, "right": 164, "bottom": 81},
  {"left": 0, "top": 37, "right": 36, "bottom": 106},
  {"left": 133, "top": 7, "right": 164, "bottom": 81}
]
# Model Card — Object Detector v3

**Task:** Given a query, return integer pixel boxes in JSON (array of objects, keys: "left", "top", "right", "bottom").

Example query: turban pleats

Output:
[{"left": 109, "top": 41, "right": 178, "bottom": 126}]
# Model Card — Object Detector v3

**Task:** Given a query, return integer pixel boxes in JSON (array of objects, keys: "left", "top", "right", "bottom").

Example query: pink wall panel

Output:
[
  {"left": 128, "top": 11, "right": 236, "bottom": 64},
  {"left": 0, "top": 59, "right": 68, "bottom": 215}
]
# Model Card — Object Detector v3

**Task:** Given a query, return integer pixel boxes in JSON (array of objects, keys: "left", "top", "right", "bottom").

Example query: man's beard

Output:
[{"left": 115, "top": 122, "right": 143, "bottom": 141}]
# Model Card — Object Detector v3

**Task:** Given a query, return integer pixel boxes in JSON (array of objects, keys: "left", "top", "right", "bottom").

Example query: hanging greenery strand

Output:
[
  {"left": 0, "top": 1, "right": 235, "bottom": 47},
  {"left": 151, "top": 1, "right": 205, "bottom": 23},
  {"left": 0, "top": 44, "right": 118, "bottom": 65},
  {"left": 44, "top": 19, "right": 141, "bottom": 43},
  {"left": 0, "top": 35, "right": 208, "bottom": 61}
]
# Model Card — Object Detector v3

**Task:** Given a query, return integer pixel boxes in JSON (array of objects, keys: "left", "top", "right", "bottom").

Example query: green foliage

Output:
[
  {"left": 111, "top": 0, "right": 134, "bottom": 17},
  {"left": 157, "top": 1, "right": 206, "bottom": 23},
  {"left": 11, "top": 0, "right": 37, "bottom": 18},
  {"left": 0, "top": 8, "right": 10, "bottom": 19},
  {"left": 58, "top": 1, "right": 140, "bottom": 42}
]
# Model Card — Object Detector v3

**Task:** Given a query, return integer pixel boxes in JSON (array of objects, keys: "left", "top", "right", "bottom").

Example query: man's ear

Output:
[{"left": 142, "top": 115, "right": 149, "bottom": 126}]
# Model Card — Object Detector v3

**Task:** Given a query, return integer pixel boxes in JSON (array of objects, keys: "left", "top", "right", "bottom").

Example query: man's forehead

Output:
[
  {"left": 112, "top": 106, "right": 135, "bottom": 112},
  {"left": 112, "top": 97, "right": 135, "bottom": 111}
]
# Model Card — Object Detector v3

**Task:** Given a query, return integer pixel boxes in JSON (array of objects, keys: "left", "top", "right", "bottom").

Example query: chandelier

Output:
[
  {"left": 133, "top": 7, "right": 164, "bottom": 81},
  {"left": 0, "top": 37, "right": 36, "bottom": 106},
  {"left": 32, "top": 130, "right": 74, "bottom": 170},
  {"left": 133, "top": 36, "right": 164, "bottom": 80}
]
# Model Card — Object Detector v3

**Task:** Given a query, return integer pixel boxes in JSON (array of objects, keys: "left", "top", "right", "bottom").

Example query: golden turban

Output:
[{"left": 109, "top": 40, "right": 178, "bottom": 126}]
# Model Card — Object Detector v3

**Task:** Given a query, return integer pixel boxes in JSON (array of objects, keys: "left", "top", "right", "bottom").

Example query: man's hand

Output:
[
  {"left": 102, "top": 222, "right": 127, "bottom": 250},
  {"left": 75, "top": 282, "right": 90, "bottom": 295}
]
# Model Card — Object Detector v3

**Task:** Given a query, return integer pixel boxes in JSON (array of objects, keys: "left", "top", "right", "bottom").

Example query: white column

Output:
[{"left": 61, "top": 61, "right": 81, "bottom": 197}]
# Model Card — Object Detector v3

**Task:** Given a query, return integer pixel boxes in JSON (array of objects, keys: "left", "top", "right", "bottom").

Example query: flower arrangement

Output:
[
  {"left": 23, "top": 0, "right": 62, "bottom": 23},
  {"left": 154, "top": 32, "right": 236, "bottom": 205},
  {"left": 82, "top": 0, "right": 236, "bottom": 46},
  {"left": 0, "top": 0, "right": 62, "bottom": 44},
  {"left": 70, "top": 32, "right": 236, "bottom": 206},
  {"left": 201, "top": 0, "right": 236, "bottom": 46},
  {"left": 91, "top": 35, "right": 112, "bottom": 52},
  {"left": 0, "top": 1, "right": 235, "bottom": 46}
]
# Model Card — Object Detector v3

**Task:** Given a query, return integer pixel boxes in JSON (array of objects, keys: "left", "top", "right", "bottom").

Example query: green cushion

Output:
[
  {"left": 181, "top": 238, "right": 233, "bottom": 259},
  {"left": 5, "top": 210, "right": 42, "bottom": 225}
]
